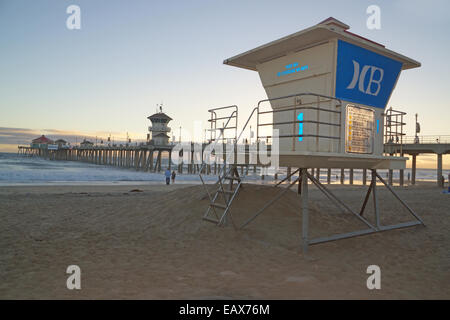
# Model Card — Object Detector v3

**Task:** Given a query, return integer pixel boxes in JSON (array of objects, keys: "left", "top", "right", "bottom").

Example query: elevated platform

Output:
[
  {"left": 279, "top": 152, "right": 406, "bottom": 169},
  {"left": 221, "top": 149, "right": 407, "bottom": 169}
]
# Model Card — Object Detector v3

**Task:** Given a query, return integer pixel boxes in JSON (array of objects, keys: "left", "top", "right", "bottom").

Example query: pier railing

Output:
[{"left": 397, "top": 135, "right": 450, "bottom": 144}]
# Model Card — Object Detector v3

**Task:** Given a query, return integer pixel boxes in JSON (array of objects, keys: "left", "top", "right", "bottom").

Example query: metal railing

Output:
[
  {"left": 207, "top": 105, "right": 238, "bottom": 143},
  {"left": 383, "top": 108, "right": 406, "bottom": 155},
  {"left": 256, "top": 93, "right": 343, "bottom": 152},
  {"left": 200, "top": 92, "right": 344, "bottom": 173},
  {"left": 148, "top": 126, "right": 171, "bottom": 132},
  {"left": 198, "top": 105, "right": 239, "bottom": 207},
  {"left": 396, "top": 135, "right": 450, "bottom": 144},
  {"left": 200, "top": 92, "right": 345, "bottom": 170}
]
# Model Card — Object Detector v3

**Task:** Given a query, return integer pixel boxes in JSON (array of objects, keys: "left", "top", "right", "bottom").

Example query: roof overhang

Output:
[
  {"left": 223, "top": 24, "right": 420, "bottom": 71},
  {"left": 147, "top": 113, "right": 173, "bottom": 121}
]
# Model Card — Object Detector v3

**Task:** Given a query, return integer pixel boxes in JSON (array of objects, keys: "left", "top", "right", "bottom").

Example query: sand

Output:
[{"left": 0, "top": 181, "right": 449, "bottom": 299}]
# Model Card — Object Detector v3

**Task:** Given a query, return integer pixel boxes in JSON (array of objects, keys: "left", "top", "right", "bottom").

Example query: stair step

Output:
[{"left": 210, "top": 203, "right": 227, "bottom": 209}]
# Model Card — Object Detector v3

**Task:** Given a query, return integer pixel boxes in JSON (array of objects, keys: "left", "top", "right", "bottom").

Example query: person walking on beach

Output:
[
  {"left": 164, "top": 168, "right": 171, "bottom": 185},
  {"left": 171, "top": 170, "right": 176, "bottom": 184}
]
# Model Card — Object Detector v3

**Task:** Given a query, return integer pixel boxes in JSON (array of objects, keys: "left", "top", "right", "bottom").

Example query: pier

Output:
[
  {"left": 18, "top": 144, "right": 175, "bottom": 173},
  {"left": 17, "top": 143, "right": 257, "bottom": 176},
  {"left": 17, "top": 141, "right": 443, "bottom": 187},
  {"left": 384, "top": 135, "right": 450, "bottom": 187}
]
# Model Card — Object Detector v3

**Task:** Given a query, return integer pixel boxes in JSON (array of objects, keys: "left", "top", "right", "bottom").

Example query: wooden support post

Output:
[
  {"left": 168, "top": 151, "right": 172, "bottom": 171},
  {"left": 156, "top": 151, "right": 162, "bottom": 172},
  {"left": 412, "top": 154, "right": 417, "bottom": 185},
  {"left": 149, "top": 151, "right": 154, "bottom": 171},
  {"left": 349, "top": 169, "right": 354, "bottom": 185},
  {"left": 135, "top": 150, "right": 139, "bottom": 169},
  {"left": 437, "top": 153, "right": 443, "bottom": 187},
  {"left": 141, "top": 150, "right": 147, "bottom": 171},
  {"left": 363, "top": 169, "right": 367, "bottom": 185},
  {"left": 340, "top": 168, "right": 345, "bottom": 184}
]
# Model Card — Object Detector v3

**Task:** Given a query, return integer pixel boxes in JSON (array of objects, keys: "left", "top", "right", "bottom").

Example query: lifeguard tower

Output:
[
  {"left": 200, "top": 18, "right": 424, "bottom": 252},
  {"left": 147, "top": 105, "right": 172, "bottom": 146}
]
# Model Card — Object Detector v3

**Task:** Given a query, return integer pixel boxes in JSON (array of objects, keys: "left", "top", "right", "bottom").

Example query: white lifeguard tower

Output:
[
  {"left": 199, "top": 18, "right": 424, "bottom": 252},
  {"left": 147, "top": 105, "right": 172, "bottom": 146},
  {"left": 223, "top": 17, "right": 420, "bottom": 169}
]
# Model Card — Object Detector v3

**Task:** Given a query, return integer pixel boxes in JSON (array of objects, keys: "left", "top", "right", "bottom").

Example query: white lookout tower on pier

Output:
[{"left": 147, "top": 105, "right": 172, "bottom": 146}]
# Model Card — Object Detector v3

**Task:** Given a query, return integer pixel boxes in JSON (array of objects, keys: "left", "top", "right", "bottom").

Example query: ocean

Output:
[
  {"left": 0, "top": 152, "right": 447, "bottom": 186},
  {"left": 0, "top": 152, "right": 215, "bottom": 186}
]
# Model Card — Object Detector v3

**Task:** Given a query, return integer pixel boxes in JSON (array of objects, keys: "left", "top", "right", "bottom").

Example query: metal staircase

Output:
[
  {"left": 202, "top": 163, "right": 249, "bottom": 226},
  {"left": 198, "top": 105, "right": 254, "bottom": 227},
  {"left": 199, "top": 92, "right": 343, "bottom": 227}
]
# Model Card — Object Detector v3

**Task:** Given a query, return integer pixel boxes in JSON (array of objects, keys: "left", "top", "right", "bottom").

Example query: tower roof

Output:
[
  {"left": 152, "top": 132, "right": 170, "bottom": 138},
  {"left": 147, "top": 112, "right": 172, "bottom": 121},
  {"left": 317, "top": 17, "right": 350, "bottom": 30},
  {"left": 223, "top": 17, "right": 420, "bottom": 71},
  {"left": 80, "top": 139, "right": 93, "bottom": 145},
  {"left": 32, "top": 135, "right": 53, "bottom": 144}
]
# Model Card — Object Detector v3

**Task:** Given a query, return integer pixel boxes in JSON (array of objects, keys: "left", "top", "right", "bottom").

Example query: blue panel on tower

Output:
[{"left": 335, "top": 40, "right": 402, "bottom": 109}]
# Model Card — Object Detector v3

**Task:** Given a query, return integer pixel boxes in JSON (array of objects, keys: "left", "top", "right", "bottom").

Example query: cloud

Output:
[{"left": 0, "top": 127, "right": 147, "bottom": 151}]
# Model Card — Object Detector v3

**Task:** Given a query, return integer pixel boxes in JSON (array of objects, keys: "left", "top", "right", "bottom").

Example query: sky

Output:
[{"left": 0, "top": 0, "right": 449, "bottom": 168}]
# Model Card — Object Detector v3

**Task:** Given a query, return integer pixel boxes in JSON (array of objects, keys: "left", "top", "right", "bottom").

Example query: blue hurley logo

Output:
[
  {"left": 335, "top": 40, "right": 402, "bottom": 109},
  {"left": 277, "top": 62, "right": 308, "bottom": 77},
  {"left": 346, "top": 60, "right": 384, "bottom": 96}
]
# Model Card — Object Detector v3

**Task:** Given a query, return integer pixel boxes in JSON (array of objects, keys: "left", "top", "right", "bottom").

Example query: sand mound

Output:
[
  {"left": 0, "top": 183, "right": 448, "bottom": 299},
  {"left": 146, "top": 183, "right": 427, "bottom": 252}
]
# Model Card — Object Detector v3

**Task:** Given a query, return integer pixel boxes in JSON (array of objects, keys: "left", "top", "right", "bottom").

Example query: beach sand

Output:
[{"left": 0, "top": 182, "right": 449, "bottom": 299}]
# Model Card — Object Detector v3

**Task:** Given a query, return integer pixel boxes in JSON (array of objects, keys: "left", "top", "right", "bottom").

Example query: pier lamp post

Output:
[{"left": 415, "top": 113, "right": 420, "bottom": 144}]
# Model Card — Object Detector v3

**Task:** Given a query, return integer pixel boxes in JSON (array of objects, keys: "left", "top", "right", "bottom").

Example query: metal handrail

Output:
[
  {"left": 384, "top": 108, "right": 406, "bottom": 156},
  {"left": 256, "top": 92, "right": 342, "bottom": 108},
  {"left": 198, "top": 105, "right": 239, "bottom": 206},
  {"left": 256, "top": 92, "right": 343, "bottom": 152},
  {"left": 207, "top": 105, "right": 238, "bottom": 143},
  {"left": 201, "top": 92, "right": 345, "bottom": 177},
  {"left": 211, "top": 106, "right": 258, "bottom": 176},
  {"left": 394, "top": 135, "right": 450, "bottom": 144}
]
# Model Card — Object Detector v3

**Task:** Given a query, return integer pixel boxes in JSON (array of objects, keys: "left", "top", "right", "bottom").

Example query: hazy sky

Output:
[{"left": 0, "top": 0, "right": 449, "bottom": 167}]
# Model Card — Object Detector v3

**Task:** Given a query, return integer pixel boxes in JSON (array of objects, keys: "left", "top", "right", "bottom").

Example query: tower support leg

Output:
[{"left": 301, "top": 169, "right": 309, "bottom": 255}]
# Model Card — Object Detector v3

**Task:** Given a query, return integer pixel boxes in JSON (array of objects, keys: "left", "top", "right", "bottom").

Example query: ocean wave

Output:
[{"left": 0, "top": 152, "right": 447, "bottom": 185}]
